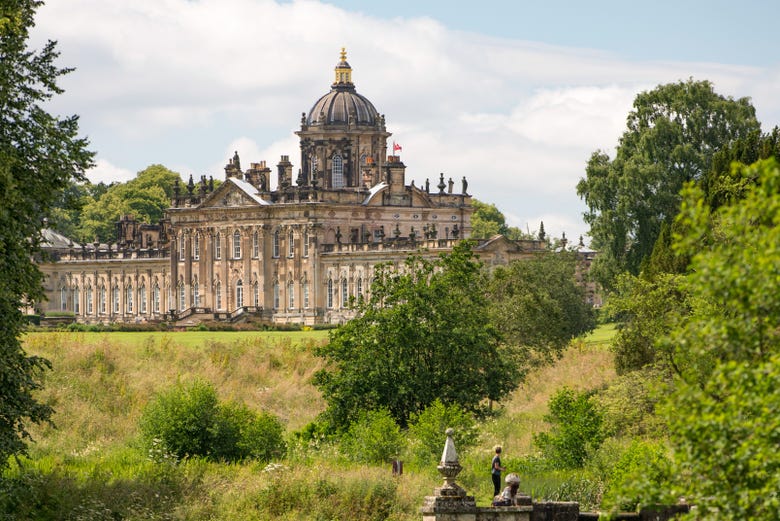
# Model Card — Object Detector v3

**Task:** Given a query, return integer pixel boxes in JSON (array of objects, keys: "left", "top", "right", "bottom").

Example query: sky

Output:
[{"left": 30, "top": 0, "right": 780, "bottom": 244}]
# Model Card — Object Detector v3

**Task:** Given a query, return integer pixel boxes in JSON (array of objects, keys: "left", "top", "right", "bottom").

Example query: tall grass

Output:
[{"left": 5, "top": 326, "right": 617, "bottom": 520}]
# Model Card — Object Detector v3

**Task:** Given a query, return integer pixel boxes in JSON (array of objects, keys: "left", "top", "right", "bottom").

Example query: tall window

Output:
[
  {"left": 126, "top": 285, "right": 133, "bottom": 313},
  {"left": 288, "top": 281, "right": 294, "bottom": 309},
  {"left": 193, "top": 279, "right": 200, "bottom": 307},
  {"left": 253, "top": 282, "right": 260, "bottom": 307},
  {"left": 112, "top": 285, "right": 120, "bottom": 313},
  {"left": 60, "top": 287, "right": 67, "bottom": 311},
  {"left": 273, "top": 282, "right": 280, "bottom": 309},
  {"left": 73, "top": 286, "right": 80, "bottom": 314},
  {"left": 236, "top": 279, "right": 243, "bottom": 308},
  {"left": 139, "top": 284, "right": 147, "bottom": 314},
  {"left": 87, "top": 285, "right": 93, "bottom": 315},
  {"left": 303, "top": 283, "right": 310, "bottom": 309},
  {"left": 303, "top": 229, "right": 309, "bottom": 257},
  {"left": 341, "top": 279, "right": 348, "bottom": 308},
  {"left": 99, "top": 285, "right": 106, "bottom": 314},
  {"left": 327, "top": 278, "right": 333, "bottom": 308},
  {"left": 178, "top": 281, "right": 185, "bottom": 310},
  {"left": 193, "top": 233, "right": 200, "bottom": 260},
  {"left": 233, "top": 230, "right": 241, "bottom": 259},
  {"left": 215, "top": 281, "right": 222, "bottom": 310},
  {"left": 215, "top": 232, "right": 222, "bottom": 259},
  {"left": 356, "top": 277, "right": 363, "bottom": 299},
  {"left": 332, "top": 154, "right": 344, "bottom": 188},
  {"left": 288, "top": 230, "right": 295, "bottom": 257},
  {"left": 153, "top": 283, "right": 160, "bottom": 313},
  {"left": 252, "top": 230, "right": 259, "bottom": 258},
  {"left": 273, "top": 230, "right": 280, "bottom": 258},
  {"left": 179, "top": 235, "right": 185, "bottom": 261}
]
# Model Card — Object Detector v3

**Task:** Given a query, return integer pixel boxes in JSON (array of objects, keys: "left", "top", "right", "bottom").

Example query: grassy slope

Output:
[{"left": 7, "top": 325, "right": 616, "bottom": 520}]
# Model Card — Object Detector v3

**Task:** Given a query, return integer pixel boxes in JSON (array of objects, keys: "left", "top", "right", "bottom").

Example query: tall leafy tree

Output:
[
  {"left": 78, "top": 164, "right": 180, "bottom": 242},
  {"left": 487, "top": 252, "right": 596, "bottom": 371},
  {"left": 577, "top": 79, "right": 759, "bottom": 290},
  {"left": 0, "top": 0, "right": 93, "bottom": 467},
  {"left": 314, "top": 242, "right": 519, "bottom": 430}
]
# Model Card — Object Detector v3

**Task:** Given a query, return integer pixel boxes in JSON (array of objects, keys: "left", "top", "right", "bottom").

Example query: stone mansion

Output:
[{"left": 38, "top": 50, "right": 558, "bottom": 326}]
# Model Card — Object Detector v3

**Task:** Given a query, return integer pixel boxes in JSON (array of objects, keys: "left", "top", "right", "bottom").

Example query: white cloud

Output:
[
  {"left": 86, "top": 158, "right": 136, "bottom": 185},
  {"left": 31, "top": 0, "right": 780, "bottom": 246}
]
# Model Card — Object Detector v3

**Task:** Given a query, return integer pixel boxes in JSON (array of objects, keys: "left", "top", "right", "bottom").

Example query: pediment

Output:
[{"left": 198, "top": 178, "right": 271, "bottom": 208}]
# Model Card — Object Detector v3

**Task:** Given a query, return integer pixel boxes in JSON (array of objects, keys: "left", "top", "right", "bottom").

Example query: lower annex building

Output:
[{"left": 38, "top": 50, "right": 554, "bottom": 326}]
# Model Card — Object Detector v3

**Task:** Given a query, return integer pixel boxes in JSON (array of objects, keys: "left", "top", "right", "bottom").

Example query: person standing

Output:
[{"left": 491, "top": 446, "right": 505, "bottom": 497}]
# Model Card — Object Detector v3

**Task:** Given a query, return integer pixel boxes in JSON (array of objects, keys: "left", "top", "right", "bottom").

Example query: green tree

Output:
[
  {"left": 604, "top": 272, "right": 690, "bottom": 376},
  {"left": 617, "top": 159, "right": 780, "bottom": 517},
  {"left": 534, "top": 388, "right": 604, "bottom": 469},
  {"left": 470, "top": 199, "right": 508, "bottom": 238},
  {"left": 78, "top": 164, "right": 180, "bottom": 242},
  {"left": 313, "top": 242, "right": 519, "bottom": 430},
  {"left": 0, "top": 0, "right": 93, "bottom": 468},
  {"left": 487, "top": 252, "right": 596, "bottom": 371},
  {"left": 577, "top": 79, "right": 759, "bottom": 290}
]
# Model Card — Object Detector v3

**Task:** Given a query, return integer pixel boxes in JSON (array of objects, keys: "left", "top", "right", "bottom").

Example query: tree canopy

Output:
[
  {"left": 577, "top": 79, "right": 760, "bottom": 290},
  {"left": 313, "top": 242, "right": 518, "bottom": 430},
  {"left": 77, "top": 164, "right": 181, "bottom": 242},
  {"left": 0, "top": 0, "right": 93, "bottom": 467},
  {"left": 470, "top": 199, "right": 533, "bottom": 240}
]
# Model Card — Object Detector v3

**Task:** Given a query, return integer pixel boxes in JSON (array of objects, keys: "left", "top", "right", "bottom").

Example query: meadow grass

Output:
[{"left": 5, "top": 325, "right": 617, "bottom": 520}]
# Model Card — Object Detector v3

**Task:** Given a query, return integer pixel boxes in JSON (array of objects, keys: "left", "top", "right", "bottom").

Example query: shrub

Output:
[
  {"left": 533, "top": 387, "right": 604, "bottom": 469},
  {"left": 407, "top": 399, "right": 478, "bottom": 465},
  {"left": 140, "top": 380, "right": 286, "bottom": 462},
  {"left": 340, "top": 409, "right": 405, "bottom": 464}
]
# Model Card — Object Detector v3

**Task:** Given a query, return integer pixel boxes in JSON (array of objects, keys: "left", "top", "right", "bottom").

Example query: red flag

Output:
[{"left": 393, "top": 142, "right": 402, "bottom": 153}]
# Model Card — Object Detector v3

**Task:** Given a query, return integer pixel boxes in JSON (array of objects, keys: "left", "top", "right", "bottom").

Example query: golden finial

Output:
[{"left": 340, "top": 47, "right": 347, "bottom": 61}]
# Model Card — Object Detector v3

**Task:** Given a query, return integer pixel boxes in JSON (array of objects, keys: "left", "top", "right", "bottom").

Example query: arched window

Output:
[
  {"left": 332, "top": 154, "right": 344, "bottom": 188},
  {"left": 273, "top": 282, "right": 280, "bottom": 309},
  {"left": 139, "top": 283, "right": 147, "bottom": 314},
  {"left": 356, "top": 277, "right": 363, "bottom": 299},
  {"left": 193, "top": 233, "right": 200, "bottom": 260},
  {"left": 126, "top": 284, "right": 133, "bottom": 313},
  {"left": 73, "top": 286, "right": 80, "bottom": 314},
  {"left": 327, "top": 278, "right": 333, "bottom": 308},
  {"left": 215, "top": 232, "right": 222, "bottom": 259},
  {"left": 303, "top": 229, "right": 309, "bottom": 257},
  {"left": 153, "top": 283, "right": 160, "bottom": 313},
  {"left": 86, "top": 284, "right": 93, "bottom": 315},
  {"left": 253, "top": 281, "right": 260, "bottom": 307},
  {"left": 252, "top": 230, "right": 259, "bottom": 258},
  {"left": 193, "top": 279, "right": 200, "bottom": 307},
  {"left": 288, "top": 230, "right": 295, "bottom": 257},
  {"left": 215, "top": 281, "right": 222, "bottom": 310},
  {"left": 233, "top": 230, "right": 241, "bottom": 259},
  {"left": 303, "top": 283, "right": 310, "bottom": 309},
  {"left": 112, "top": 285, "right": 120, "bottom": 313},
  {"left": 60, "top": 287, "right": 67, "bottom": 311},
  {"left": 273, "top": 230, "right": 280, "bottom": 258},
  {"left": 288, "top": 281, "right": 294, "bottom": 309},
  {"left": 99, "top": 285, "right": 106, "bottom": 314},
  {"left": 178, "top": 281, "right": 185, "bottom": 310},
  {"left": 341, "top": 278, "right": 349, "bottom": 308},
  {"left": 236, "top": 279, "right": 244, "bottom": 308}
]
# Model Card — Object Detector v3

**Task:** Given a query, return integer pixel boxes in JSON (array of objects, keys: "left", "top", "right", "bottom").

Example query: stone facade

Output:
[{"left": 36, "top": 49, "right": 525, "bottom": 326}]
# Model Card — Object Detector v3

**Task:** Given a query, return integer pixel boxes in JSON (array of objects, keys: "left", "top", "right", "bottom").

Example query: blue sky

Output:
[{"left": 32, "top": 0, "right": 780, "bottom": 243}]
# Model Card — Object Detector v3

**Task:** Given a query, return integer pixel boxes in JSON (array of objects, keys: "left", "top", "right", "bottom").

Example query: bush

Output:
[
  {"left": 340, "top": 409, "right": 405, "bottom": 464},
  {"left": 407, "top": 399, "right": 478, "bottom": 465},
  {"left": 140, "top": 380, "right": 286, "bottom": 462},
  {"left": 533, "top": 387, "right": 604, "bottom": 469}
]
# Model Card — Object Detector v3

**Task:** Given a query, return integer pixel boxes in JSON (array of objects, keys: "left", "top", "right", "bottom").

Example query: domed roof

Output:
[
  {"left": 307, "top": 86, "right": 379, "bottom": 126},
  {"left": 305, "top": 48, "right": 380, "bottom": 127}
]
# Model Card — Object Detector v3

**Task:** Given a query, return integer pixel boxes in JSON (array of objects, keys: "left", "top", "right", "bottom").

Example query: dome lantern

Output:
[{"left": 334, "top": 47, "right": 353, "bottom": 86}]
